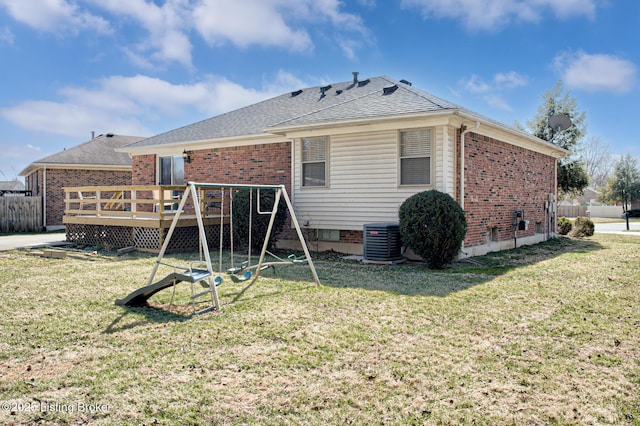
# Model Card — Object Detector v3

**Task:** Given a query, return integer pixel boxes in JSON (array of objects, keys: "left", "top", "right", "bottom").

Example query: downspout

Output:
[
  {"left": 554, "top": 157, "right": 558, "bottom": 237},
  {"left": 290, "top": 138, "right": 295, "bottom": 213},
  {"left": 43, "top": 166, "right": 47, "bottom": 230}
]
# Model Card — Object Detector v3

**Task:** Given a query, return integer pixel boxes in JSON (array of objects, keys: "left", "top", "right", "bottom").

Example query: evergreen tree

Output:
[{"left": 527, "top": 81, "right": 589, "bottom": 196}]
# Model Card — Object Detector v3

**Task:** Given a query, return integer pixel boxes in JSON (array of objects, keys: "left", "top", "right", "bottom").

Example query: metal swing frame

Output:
[{"left": 146, "top": 182, "right": 321, "bottom": 313}]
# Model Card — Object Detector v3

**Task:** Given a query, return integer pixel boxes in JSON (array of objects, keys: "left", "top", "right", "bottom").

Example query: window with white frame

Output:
[
  {"left": 400, "top": 128, "right": 432, "bottom": 185},
  {"left": 302, "top": 136, "right": 327, "bottom": 187},
  {"left": 158, "top": 155, "right": 185, "bottom": 185}
]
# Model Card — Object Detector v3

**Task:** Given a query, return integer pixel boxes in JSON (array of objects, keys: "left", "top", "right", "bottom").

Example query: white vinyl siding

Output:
[
  {"left": 301, "top": 137, "right": 327, "bottom": 187},
  {"left": 400, "top": 128, "right": 431, "bottom": 185},
  {"left": 292, "top": 126, "right": 456, "bottom": 231}
]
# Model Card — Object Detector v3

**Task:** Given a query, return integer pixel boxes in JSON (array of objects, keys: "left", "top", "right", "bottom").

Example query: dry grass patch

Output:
[{"left": 0, "top": 235, "right": 639, "bottom": 425}]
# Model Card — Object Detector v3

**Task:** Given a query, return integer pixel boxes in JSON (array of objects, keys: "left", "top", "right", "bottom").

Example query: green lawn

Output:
[{"left": 1, "top": 234, "right": 639, "bottom": 425}]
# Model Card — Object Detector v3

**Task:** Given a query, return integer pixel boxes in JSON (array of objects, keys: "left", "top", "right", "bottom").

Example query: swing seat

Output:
[
  {"left": 230, "top": 270, "right": 252, "bottom": 283},
  {"left": 199, "top": 275, "right": 223, "bottom": 288},
  {"left": 287, "top": 254, "right": 308, "bottom": 264},
  {"left": 227, "top": 261, "right": 249, "bottom": 274}
]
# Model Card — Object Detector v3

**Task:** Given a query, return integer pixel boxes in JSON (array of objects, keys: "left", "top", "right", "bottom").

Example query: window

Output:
[
  {"left": 400, "top": 129, "right": 431, "bottom": 185},
  {"left": 302, "top": 137, "right": 327, "bottom": 187},
  {"left": 158, "top": 155, "right": 184, "bottom": 185},
  {"left": 317, "top": 229, "right": 340, "bottom": 241}
]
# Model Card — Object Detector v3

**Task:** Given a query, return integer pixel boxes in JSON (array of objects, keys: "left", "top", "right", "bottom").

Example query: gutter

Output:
[{"left": 43, "top": 166, "right": 47, "bottom": 230}]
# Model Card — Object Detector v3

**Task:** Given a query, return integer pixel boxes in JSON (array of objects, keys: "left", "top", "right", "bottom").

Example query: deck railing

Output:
[{"left": 63, "top": 185, "right": 229, "bottom": 227}]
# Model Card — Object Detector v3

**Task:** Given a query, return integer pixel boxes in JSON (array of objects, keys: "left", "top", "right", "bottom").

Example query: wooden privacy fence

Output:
[{"left": 0, "top": 196, "right": 42, "bottom": 233}]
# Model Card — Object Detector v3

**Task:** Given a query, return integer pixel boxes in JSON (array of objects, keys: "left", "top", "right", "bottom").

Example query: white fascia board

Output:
[
  {"left": 19, "top": 163, "right": 131, "bottom": 176},
  {"left": 454, "top": 111, "right": 570, "bottom": 158},
  {"left": 117, "top": 133, "right": 284, "bottom": 156}
]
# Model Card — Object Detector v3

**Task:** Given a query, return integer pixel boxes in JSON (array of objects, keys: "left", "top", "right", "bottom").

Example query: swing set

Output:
[{"left": 115, "top": 182, "right": 320, "bottom": 314}]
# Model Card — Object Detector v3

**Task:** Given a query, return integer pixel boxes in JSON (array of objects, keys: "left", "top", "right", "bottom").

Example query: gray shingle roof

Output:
[
  {"left": 29, "top": 134, "right": 143, "bottom": 167},
  {"left": 125, "top": 76, "right": 461, "bottom": 149},
  {"left": 122, "top": 75, "right": 567, "bottom": 157}
]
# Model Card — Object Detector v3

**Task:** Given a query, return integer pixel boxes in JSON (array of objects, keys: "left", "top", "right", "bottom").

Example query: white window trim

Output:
[
  {"left": 398, "top": 128, "right": 433, "bottom": 187},
  {"left": 301, "top": 136, "right": 329, "bottom": 188}
]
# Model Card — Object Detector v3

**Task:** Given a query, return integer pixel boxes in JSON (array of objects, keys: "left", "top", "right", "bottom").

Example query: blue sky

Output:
[{"left": 0, "top": 0, "right": 637, "bottom": 180}]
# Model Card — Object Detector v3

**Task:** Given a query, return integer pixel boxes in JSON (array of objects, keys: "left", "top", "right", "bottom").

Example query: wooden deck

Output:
[{"left": 63, "top": 185, "right": 230, "bottom": 252}]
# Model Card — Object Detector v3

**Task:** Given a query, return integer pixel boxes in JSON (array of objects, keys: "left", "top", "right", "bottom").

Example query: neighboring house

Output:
[
  {"left": 20, "top": 133, "right": 143, "bottom": 230},
  {"left": 120, "top": 74, "right": 568, "bottom": 257},
  {"left": 0, "top": 180, "right": 26, "bottom": 196}
]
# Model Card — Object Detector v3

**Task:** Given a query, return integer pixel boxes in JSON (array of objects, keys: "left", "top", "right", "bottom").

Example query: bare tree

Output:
[{"left": 579, "top": 136, "right": 615, "bottom": 188}]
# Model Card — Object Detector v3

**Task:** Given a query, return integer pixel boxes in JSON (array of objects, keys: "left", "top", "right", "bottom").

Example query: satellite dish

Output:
[{"left": 549, "top": 114, "right": 572, "bottom": 132}]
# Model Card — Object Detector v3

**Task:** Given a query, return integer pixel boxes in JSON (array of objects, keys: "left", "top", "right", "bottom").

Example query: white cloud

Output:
[
  {"left": 88, "top": 0, "right": 193, "bottom": 67},
  {"left": 1, "top": 0, "right": 369, "bottom": 67},
  {"left": 0, "top": 26, "right": 14, "bottom": 44},
  {"left": 400, "top": 0, "right": 597, "bottom": 31},
  {"left": 0, "top": 72, "right": 306, "bottom": 139},
  {"left": 494, "top": 71, "right": 528, "bottom": 89},
  {"left": 193, "top": 0, "right": 312, "bottom": 51},
  {"left": 457, "top": 71, "right": 528, "bottom": 111},
  {"left": 554, "top": 51, "right": 637, "bottom": 94},
  {"left": 0, "top": 0, "right": 111, "bottom": 34}
]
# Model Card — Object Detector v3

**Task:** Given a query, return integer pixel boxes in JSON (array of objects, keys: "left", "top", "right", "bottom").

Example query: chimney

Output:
[{"left": 352, "top": 71, "right": 359, "bottom": 84}]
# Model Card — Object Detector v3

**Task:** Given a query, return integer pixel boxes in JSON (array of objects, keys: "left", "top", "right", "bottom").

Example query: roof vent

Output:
[
  {"left": 357, "top": 78, "right": 370, "bottom": 87},
  {"left": 319, "top": 84, "right": 332, "bottom": 98},
  {"left": 399, "top": 79, "right": 412, "bottom": 86},
  {"left": 336, "top": 89, "right": 343, "bottom": 95},
  {"left": 106, "top": 133, "right": 115, "bottom": 137},
  {"left": 352, "top": 71, "right": 359, "bottom": 84},
  {"left": 291, "top": 89, "right": 303, "bottom": 97},
  {"left": 382, "top": 84, "right": 398, "bottom": 95}
]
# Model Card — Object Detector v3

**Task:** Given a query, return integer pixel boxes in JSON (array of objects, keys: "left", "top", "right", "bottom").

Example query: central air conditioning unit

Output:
[{"left": 363, "top": 223, "right": 404, "bottom": 263}]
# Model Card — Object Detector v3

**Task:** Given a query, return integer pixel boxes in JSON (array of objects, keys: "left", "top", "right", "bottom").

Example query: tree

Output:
[
  {"left": 579, "top": 136, "right": 615, "bottom": 188},
  {"left": 602, "top": 154, "right": 640, "bottom": 212},
  {"left": 526, "top": 81, "right": 589, "bottom": 196}
]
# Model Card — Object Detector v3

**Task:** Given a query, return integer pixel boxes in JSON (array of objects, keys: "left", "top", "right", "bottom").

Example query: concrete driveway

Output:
[
  {"left": 594, "top": 220, "right": 640, "bottom": 235},
  {"left": 0, "top": 232, "right": 67, "bottom": 251}
]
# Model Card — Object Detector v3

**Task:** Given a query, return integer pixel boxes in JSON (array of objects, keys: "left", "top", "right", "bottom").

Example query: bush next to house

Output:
[
  {"left": 571, "top": 216, "right": 595, "bottom": 238},
  {"left": 557, "top": 217, "right": 573, "bottom": 235},
  {"left": 399, "top": 190, "right": 467, "bottom": 269},
  {"left": 232, "top": 188, "right": 287, "bottom": 250}
]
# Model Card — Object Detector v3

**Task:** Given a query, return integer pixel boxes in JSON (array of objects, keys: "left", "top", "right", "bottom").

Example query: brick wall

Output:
[
  {"left": 132, "top": 143, "right": 291, "bottom": 190},
  {"left": 462, "top": 132, "right": 556, "bottom": 247},
  {"left": 186, "top": 143, "right": 291, "bottom": 191},
  {"left": 132, "top": 154, "right": 156, "bottom": 185},
  {"left": 25, "top": 170, "right": 43, "bottom": 196},
  {"left": 46, "top": 168, "right": 132, "bottom": 226}
]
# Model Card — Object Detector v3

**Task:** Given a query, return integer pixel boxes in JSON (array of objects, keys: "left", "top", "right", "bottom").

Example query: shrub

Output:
[
  {"left": 398, "top": 190, "right": 467, "bottom": 269},
  {"left": 571, "top": 216, "right": 594, "bottom": 238},
  {"left": 557, "top": 217, "right": 573, "bottom": 235},
  {"left": 232, "top": 188, "right": 287, "bottom": 250}
]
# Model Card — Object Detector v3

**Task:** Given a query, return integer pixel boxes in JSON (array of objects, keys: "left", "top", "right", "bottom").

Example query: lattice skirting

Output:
[{"left": 66, "top": 224, "right": 230, "bottom": 253}]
